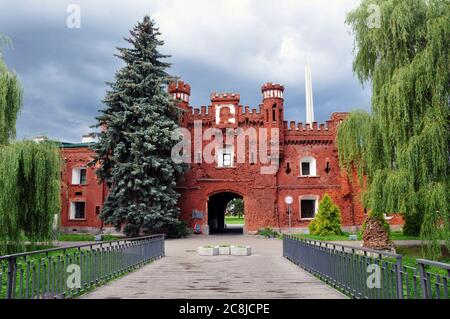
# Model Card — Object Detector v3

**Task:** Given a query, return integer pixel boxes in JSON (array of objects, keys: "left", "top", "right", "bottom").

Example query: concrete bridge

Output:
[{"left": 83, "top": 235, "right": 345, "bottom": 299}]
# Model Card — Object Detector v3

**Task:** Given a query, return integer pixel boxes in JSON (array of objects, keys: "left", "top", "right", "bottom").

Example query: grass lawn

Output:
[
  {"left": 225, "top": 216, "right": 245, "bottom": 225},
  {"left": 292, "top": 231, "right": 421, "bottom": 242},
  {"left": 57, "top": 233, "right": 122, "bottom": 242}
]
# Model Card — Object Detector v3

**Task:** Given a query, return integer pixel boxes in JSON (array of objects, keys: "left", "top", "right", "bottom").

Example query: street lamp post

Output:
[{"left": 285, "top": 196, "right": 293, "bottom": 234}]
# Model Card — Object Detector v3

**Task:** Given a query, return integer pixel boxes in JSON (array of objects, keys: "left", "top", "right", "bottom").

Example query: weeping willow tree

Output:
[
  {"left": 0, "top": 45, "right": 21, "bottom": 145},
  {"left": 0, "top": 142, "right": 61, "bottom": 254},
  {"left": 338, "top": 0, "right": 449, "bottom": 259},
  {"left": 0, "top": 39, "right": 62, "bottom": 254}
]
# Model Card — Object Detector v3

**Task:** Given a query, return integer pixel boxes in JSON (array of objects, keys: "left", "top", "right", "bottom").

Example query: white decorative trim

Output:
[
  {"left": 173, "top": 92, "right": 189, "bottom": 103},
  {"left": 263, "top": 89, "right": 283, "bottom": 100},
  {"left": 215, "top": 104, "right": 236, "bottom": 125}
]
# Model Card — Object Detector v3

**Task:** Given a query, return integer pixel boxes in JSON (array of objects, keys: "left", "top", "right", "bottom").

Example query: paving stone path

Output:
[{"left": 83, "top": 235, "right": 345, "bottom": 299}]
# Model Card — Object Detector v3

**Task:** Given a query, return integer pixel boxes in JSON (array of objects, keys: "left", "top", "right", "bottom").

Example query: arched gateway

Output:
[{"left": 207, "top": 191, "right": 244, "bottom": 234}]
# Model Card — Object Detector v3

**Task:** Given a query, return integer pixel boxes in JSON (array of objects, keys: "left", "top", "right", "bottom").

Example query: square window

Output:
[
  {"left": 72, "top": 168, "right": 87, "bottom": 185},
  {"left": 301, "top": 199, "right": 315, "bottom": 219},
  {"left": 301, "top": 162, "right": 310, "bottom": 176},
  {"left": 218, "top": 145, "right": 233, "bottom": 168},
  {"left": 223, "top": 153, "right": 232, "bottom": 167},
  {"left": 70, "top": 202, "right": 86, "bottom": 220}
]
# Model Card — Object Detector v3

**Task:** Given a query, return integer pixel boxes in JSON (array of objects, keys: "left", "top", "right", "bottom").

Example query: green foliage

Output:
[
  {"left": 166, "top": 220, "right": 191, "bottom": 238},
  {"left": 340, "top": 0, "right": 450, "bottom": 259},
  {"left": 308, "top": 194, "right": 343, "bottom": 236},
  {"left": 92, "top": 16, "right": 188, "bottom": 237},
  {"left": 0, "top": 54, "right": 22, "bottom": 145},
  {"left": 258, "top": 227, "right": 279, "bottom": 238},
  {"left": 420, "top": 183, "right": 450, "bottom": 258},
  {"left": 0, "top": 52, "right": 61, "bottom": 255},
  {"left": 0, "top": 141, "right": 62, "bottom": 254},
  {"left": 294, "top": 232, "right": 352, "bottom": 242},
  {"left": 57, "top": 233, "right": 123, "bottom": 242},
  {"left": 294, "top": 231, "right": 423, "bottom": 242},
  {"left": 226, "top": 198, "right": 244, "bottom": 218}
]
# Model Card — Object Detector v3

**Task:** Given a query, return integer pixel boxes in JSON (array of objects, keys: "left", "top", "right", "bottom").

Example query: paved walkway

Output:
[{"left": 83, "top": 235, "right": 345, "bottom": 299}]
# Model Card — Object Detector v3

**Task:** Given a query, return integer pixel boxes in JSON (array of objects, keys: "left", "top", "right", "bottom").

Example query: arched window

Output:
[
  {"left": 272, "top": 103, "right": 277, "bottom": 122},
  {"left": 300, "top": 157, "right": 317, "bottom": 176}
]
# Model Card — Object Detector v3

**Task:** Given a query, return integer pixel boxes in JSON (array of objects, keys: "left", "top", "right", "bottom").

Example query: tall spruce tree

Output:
[
  {"left": 92, "top": 16, "right": 187, "bottom": 237},
  {"left": 339, "top": 0, "right": 449, "bottom": 258}
]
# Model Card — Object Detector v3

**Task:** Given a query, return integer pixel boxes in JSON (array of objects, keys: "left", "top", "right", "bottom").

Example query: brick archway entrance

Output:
[{"left": 207, "top": 191, "right": 243, "bottom": 234}]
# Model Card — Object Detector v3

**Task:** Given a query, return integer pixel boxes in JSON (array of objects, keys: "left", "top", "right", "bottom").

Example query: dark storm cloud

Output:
[{"left": 0, "top": 0, "right": 369, "bottom": 142}]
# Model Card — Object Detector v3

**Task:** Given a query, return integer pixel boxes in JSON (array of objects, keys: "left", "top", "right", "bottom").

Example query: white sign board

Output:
[{"left": 285, "top": 196, "right": 293, "bottom": 205}]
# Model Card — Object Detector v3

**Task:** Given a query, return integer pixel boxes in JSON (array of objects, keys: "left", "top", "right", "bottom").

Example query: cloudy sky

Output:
[{"left": 0, "top": 0, "right": 370, "bottom": 143}]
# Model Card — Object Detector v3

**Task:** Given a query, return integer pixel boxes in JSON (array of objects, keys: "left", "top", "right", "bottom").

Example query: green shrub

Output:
[
  {"left": 166, "top": 220, "right": 191, "bottom": 238},
  {"left": 308, "top": 194, "right": 343, "bottom": 236},
  {"left": 258, "top": 227, "right": 279, "bottom": 238}
]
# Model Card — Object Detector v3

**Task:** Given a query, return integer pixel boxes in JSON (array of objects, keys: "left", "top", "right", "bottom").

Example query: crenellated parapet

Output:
[
  {"left": 210, "top": 93, "right": 240, "bottom": 104},
  {"left": 283, "top": 112, "right": 348, "bottom": 145},
  {"left": 169, "top": 80, "right": 348, "bottom": 139}
]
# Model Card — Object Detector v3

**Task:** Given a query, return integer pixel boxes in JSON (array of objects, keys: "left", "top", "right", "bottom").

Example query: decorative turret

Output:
[
  {"left": 261, "top": 83, "right": 285, "bottom": 160},
  {"left": 169, "top": 80, "right": 191, "bottom": 107},
  {"left": 261, "top": 83, "right": 284, "bottom": 125},
  {"left": 261, "top": 83, "right": 284, "bottom": 101},
  {"left": 169, "top": 80, "right": 191, "bottom": 126}
]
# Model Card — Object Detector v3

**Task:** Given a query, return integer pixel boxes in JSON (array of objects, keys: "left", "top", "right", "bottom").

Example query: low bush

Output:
[
  {"left": 166, "top": 220, "right": 191, "bottom": 238},
  {"left": 258, "top": 227, "right": 280, "bottom": 238},
  {"left": 308, "top": 194, "right": 343, "bottom": 236}
]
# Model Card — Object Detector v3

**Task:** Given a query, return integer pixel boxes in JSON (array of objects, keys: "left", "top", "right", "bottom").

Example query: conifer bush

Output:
[{"left": 308, "top": 194, "right": 343, "bottom": 236}]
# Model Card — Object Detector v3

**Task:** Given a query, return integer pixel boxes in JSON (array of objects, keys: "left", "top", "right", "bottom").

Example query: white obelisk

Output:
[{"left": 305, "top": 62, "right": 315, "bottom": 125}]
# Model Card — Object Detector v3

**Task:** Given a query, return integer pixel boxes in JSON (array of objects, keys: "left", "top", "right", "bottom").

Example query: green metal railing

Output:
[
  {"left": 283, "top": 235, "right": 449, "bottom": 299},
  {"left": 0, "top": 234, "right": 164, "bottom": 299}
]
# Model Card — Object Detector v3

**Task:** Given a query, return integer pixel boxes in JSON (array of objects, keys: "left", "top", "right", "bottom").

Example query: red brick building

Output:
[
  {"left": 60, "top": 138, "right": 106, "bottom": 233},
  {"left": 59, "top": 81, "right": 402, "bottom": 234}
]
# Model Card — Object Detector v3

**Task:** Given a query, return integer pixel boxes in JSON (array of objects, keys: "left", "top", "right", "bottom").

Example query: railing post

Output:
[
  {"left": 162, "top": 234, "right": 166, "bottom": 257},
  {"left": 418, "top": 261, "right": 429, "bottom": 299},
  {"left": 395, "top": 256, "right": 403, "bottom": 299},
  {"left": 6, "top": 257, "right": 17, "bottom": 299}
]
